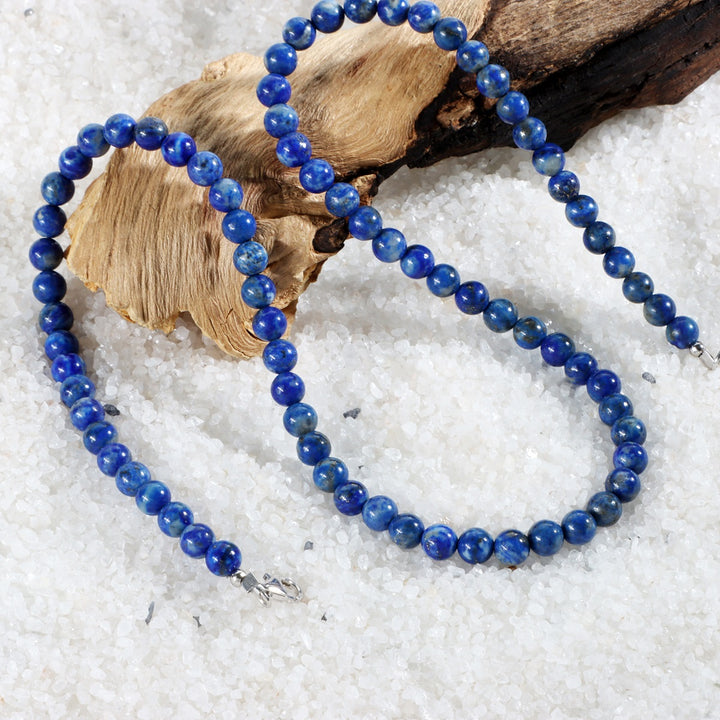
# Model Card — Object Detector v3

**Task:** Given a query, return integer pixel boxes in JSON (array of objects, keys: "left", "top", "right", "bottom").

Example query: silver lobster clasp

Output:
[
  {"left": 689, "top": 341, "right": 719, "bottom": 371},
  {"left": 231, "top": 569, "right": 303, "bottom": 607}
]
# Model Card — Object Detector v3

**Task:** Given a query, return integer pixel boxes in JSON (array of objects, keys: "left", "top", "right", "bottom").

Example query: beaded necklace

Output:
[{"left": 29, "top": 0, "right": 718, "bottom": 605}]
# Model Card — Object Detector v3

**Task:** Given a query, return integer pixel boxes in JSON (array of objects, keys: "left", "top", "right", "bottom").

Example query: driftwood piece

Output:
[{"left": 66, "top": 0, "right": 720, "bottom": 358}]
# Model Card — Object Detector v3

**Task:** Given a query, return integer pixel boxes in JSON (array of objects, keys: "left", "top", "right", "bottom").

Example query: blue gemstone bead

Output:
[
  {"left": 583, "top": 221, "right": 615, "bottom": 254},
  {"left": 334, "top": 481, "right": 369, "bottom": 515},
  {"left": 564, "top": 352, "right": 598, "bottom": 385},
  {"left": 562, "top": 509, "right": 596, "bottom": 545},
  {"left": 208, "top": 178, "right": 244, "bottom": 212},
  {"left": 433, "top": 17, "right": 467, "bottom": 50},
  {"left": 69, "top": 397, "right": 105, "bottom": 431},
  {"left": 378, "top": 0, "right": 409, "bottom": 25},
  {"left": 665, "top": 316, "right": 699, "bottom": 349},
  {"left": 587, "top": 491, "right": 622, "bottom": 527},
  {"left": 97, "top": 443, "right": 132, "bottom": 477},
  {"left": 51, "top": 353, "right": 85, "bottom": 382},
  {"left": 565, "top": 195, "right": 599, "bottom": 227},
  {"left": 325, "top": 183, "right": 361, "bottom": 217},
  {"left": 83, "top": 421, "right": 117, "bottom": 455},
  {"left": 256, "top": 74, "right": 292, "bottom": 107},
  {"left": 77, "top": 123, "right": 110, "bottom": 158},
  {"left": 233, "top": 241, "right": 268, "bottom": 275},
  {"left": 311, "top": 0, "right": 345, "bottom": 33},
  {"left": 180, "top": 523, "right": 215, "bottom": 558},
  {"left": 528, "top": 520, "right": 564, "bottom": 557},
  {"left": 496, "top": 91, "right": 530, "bottom": 125},
  {"left": 513, "top": 117, "right": 547, "bottom": 151},
  {"left": 603, "top": 246, "right": 635, "bottom": 278},
  {"left": 400, "top": 244, "right": 435, "bottom": 279},
  {"left": 421, "top": 524, "right": 457, "bottom": 560},
  {"left": 532, "top": 143, "right": 565, "bottom": 177},
  {"left": 456, "top": 40, "right": 489, "bottom": 73},
  {"left": 362, "top": 495, "right": 398, "bottom": 531},
  {"left": 605, "top": 467, "right": 641, "bottom": 502},
  {"left": 622, "top": 272, "right": 654, "bottom": 303},
  {"left": 599, "top": 393, "right": 633, "bottom": 426},
  {"left": 643, "top": 293, "right": 676, "bottom": 326},
  {"left": 29, "top": 238, "right": 64, "bottom": 271},
  {"left": 276, "top": 132, "right": 312, "bottom": 167},
  {"left": 134, "top": 117, "right": 168, "bottom": 151},
  {"left": 494, "top": 529, "right": 530, "bottom": 565},
  {"left": 426, "top": 263, "right": 461, "bottom": 297},
  {"left": 264, "top": 43, "right": 298, "bottom": 76},
  {"left": 372, "top": 228, "right": 407, "bottom": 262},
  {"left": 476, "top": 64, "right": 510, "bottom": 99},
  {"left": 33, "top": 270, "right": 66, "bottom": 303},
  {"left": 264, "top": 104, "right": 300, "bottom": 139},
  {"left": 313, "top": 457, "right": 349, "bottom": 492},
  {"left": 39, "top": 302, "right": 73, "bottom": 333},
  {"left": 388, "top": 513, "right": 424, "bottom": 549},
  {"left": 271, "top": 371, "right": 305, "bottom": 405},
  {"left": 407, "top": 1, "right": 440, "bottom": 32},
  {"left": 187, "top": 151, "right": 223, "bottom": 186},
  {"left": 104, "top": 113, "right": 136, "bottom": 148},
  {"left": 344, "top": 0, "right": 377, "bottom": 23},
  {"left": 135, "top": 480, "right": 171, "bottom": 515},
  {"left": 297, "top": 431, "right": 331, "bottom": 465},
  {"left": 613, "top": 442, "right": 648, "bottom": 474},
  {"left": 283, "top": 402, "right": 318, "bottom": 437},
  {"left": 115, "top": 461, "right": 151, "bottom": 497},
  {"left": 483, "top": 298, "right": 518, "bottom": 333},
  {"left": 241, "top": 274, "right": 276, "bottom": 309},
  {"left": 45, "top": 330, "right": 78, "bottom": 360},
  {"left": 283, "top": 17, "right": 317, "bottom": 49},
  {"left": 205, "top": 541, "right": 242, "bottom": 576},
  {"left": 513, "top": 316, "right": 547, "bottom": 349},
  {"left": 58, "top": 146, "right": 92, "bottom": 180},
  {"left": 547, "top": 170, "right": 580, "bottom": 203},
  {"left": 160, "top": 132, "right": 197, "bottom": 167},
  {"left": 60, "top": 374, "right": 95, "bottom": 407},
  {"left": 158, "top": 502, "right": 194, "bottom": 537},
  {"left": 454, "top": 280, "right": 489, "bottom": 314},
  {"left": 348, "top": 206, "right": 383, "bottom": 240},
  {"left": 223, "top": 209, "right": 257, "bottom": 243},
  {"left": 611, "top": 416, "right": 646, "bottom": 446},
  {"left": 299, "top": 159, "right": 335, "bottom": 193},
  {"left": 262, "top": 339, "right": 298, "bottom": 373},
  {"left": 457, "top": 528, "right": 494, "bottom": 564},
  {"left": 41, "top": 172, "right": 75, "bottom": 206},
  {"left": 33, "top": 205, "right": 67, "bottom": 238},
  {"left": 586, "top": 369, "right": 621, "bottom": 402}
]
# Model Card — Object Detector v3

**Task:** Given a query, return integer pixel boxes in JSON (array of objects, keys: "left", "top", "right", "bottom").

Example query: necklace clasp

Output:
[
  {"left": 689, "top": 341, "right": 719, "bottom": 370},
  {"left": 230, "top": 569, "right": 303, "bottom": 606}
]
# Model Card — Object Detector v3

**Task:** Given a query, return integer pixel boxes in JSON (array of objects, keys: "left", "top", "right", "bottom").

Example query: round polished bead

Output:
[
  {"left": 69, "top": 397, "right": 105, "bottom": 431},
  {"left": 348, "top": 206, "right": 383, "bottom": 240},
  {"left": 605, "top": 467, "right": 641, "bottom": 502},
  {"left": 547, "top": 170, "right": 580, "bottom": 203},
  {"left": 223, "top": 209, "right": 257, "bottom": 243},
  {"left": 256, "top": 73, "right": 292, "bottom": 107},
  {"left": 297, "top": 431, "right": 331, "bottom": 465},
  {"left": 613, "top": 442, "right": 648, "bottom": 474},
  {"left": 565, "top": 195, "right": 599, "bottom": 227},
  {"left": 160, "top": 132, "right": 197, "bottom": 167},
  {"left": 457, "top": 528, "right": 494, "bottom": 564},
  {"left": 611, "top": 416, "right": 646, "bottom": 446},
  {"left": 564, "top": 352, "right": 598, "bottom": 385},
  {"left": 665, "top": 315, "right": 699, "bottom": 349},
  {"left": 622, "top": 272, "right": 654, "bottom": 303},
  {"left": 476, "top": 64, "right": 510, "bottom": 98},
  {"left": 311, "top": 0, "right": 345, "bottom": 33},
  {"left": 299, "top": 159, "right": 335, "bottom": 193},
  {"left": 241, "top": 274, "right": 276, "bottom": 309},
  {"left": 83, "top": 421, "right": 117, "bottom": 455},
  {"left": 104, "top": 113, "right": 136, "bottom": 148},
  {"left": 456, "top": 40, "right": 489, "bottom": 72},
  {"left": 51, "top": 353, "right": 85, "bottom": 383},
  {"left": 587, "top": 491, "right": 622, "bottom": 527},
  {"left": 271, "top": 371, "right": 305, "bottom": 405},
  {"left": 313, "top": 457, "right": 349, "bottom": 492},
  {"left": 407, "top": 1, "right": 440, "bottom": 32},
  {"left": 29, "top": 237, "right": 64, "bottom": 271},
  {"left": 388, "top": 513, "right": 424, "bottom": 549},
  {"left": 283, "top": 16, "right": 317, "bottom": 49},
  {"left": 426, "top": 263, "right": 461, "bottom": 297},
  {"left": 208, "top": 178, "right": 244, "bottom": 212},
  {"left": 187, "top": 151, "right": 223, "bottom": 186},
  {"left": 454, "top": 280, "right": 489, "bottom": 314},
  {"left": 562, "top": 509, "right": 596, "bottom": 545},
  {"left": 494, "top": 529, "right": 530, "bottom": 565},
  {"left": 264, "top": 42, "right": 298, "bottom": 75},
  {"left": 643, "top": 293, "right": 676, "bottom": 326},
  {"left": 233, "top": 241, "right": 268, "bottom": 275},
  {"left": 532, "top": 143, "right": 565, "bottom": 177},
  {"left": 602, "top": 246, "right": 635, "bottom": 278},
  {"left": 158, "top": 502, "right": 194, "bottom": 537},
  {"left": 58, "top": 146, "right": 92, "bottom": 180},
  {"left": 180, "top": 523, "right": 215, "bottom": 558},
  {"left": 362, "top": 495, "right": 398, "bottom": 531},
  {"left": 421, "top": 524, "right": 457, "bottom": 560},
  {"left": 483, "top": 298, "right": 518, "bottom": 333},
  {"left": 134, "top": 117, "right": 168, "bottom": 151},
  {"left": 39, "top": 302, "right": 73, "bottom": 334},
  {"left": 97, "top": 443, "right": 132, "bottom": 477},
  {"left": 513, "top": 316, "right": 547, "bottom": 349},
  {"left": 205, "top": 541, "right": 242, "bottom": 576},
  {"left": 599, "top": 393, "right": 633, "bottom": 426},
  {"left": 283, "top": 402, "right": 318, "bottom": 437},
  {"left": 433, "top": 16, "right": 467, "bottom": 50},
  {"left": 513, "top": 117, "right": 547, "bottom": 151},
  {"left": 115, "top": 461, "right": 151, "bottom": 497},
  {"left": 372, "top": 228, "right": 407, "bottom": 262},
  {"left": 378, "top": 0, "right": 409, "bottom": 25},
  {"left": 33, "top": 270, "right": 66, "bottom": 303},
  {"left": 334, "top": 481, "right": 369, "bottom": 515},
  {"left": 583, "top": 221, "right": 615, "bottom": 254},
  {"left": 45, "top": 330, "right": 78, "bottom": 360},
  {"left": 264, "top": 103, "right": 299, "bottom": 139},
  {"left": 135, "top": 480, "right": 171, "bottom": 516},
  {"left": 325, "top": 182, "right": 360, "bottom": 217},
  {"left": 276, "top": 132, "right": 312, "bottom": 167},
  {"left": 528, "top": 520, "right": 564, "bottom": 557},
  {"left": 344, "top": 0, "right": 377, "bottom": 23},
  {"left": 400, "top": 244, "right": 435, "bottom": 278},
  {"left": 41, "top": 172, "right": 75, "bottom": 206},
  {"left": 77, "top": 123, "right": 110, "bottom": 157},
  {"left": 586, "top": 369, "right": 621, "bottom": 403},
  {"left": 33, "top": 205, "right": 67, "bottom": 238},
  {"left": 60, "top": 374, "right": 95, "bottom": 408},
  {"left": 262, "top": 339, "right": 298, "bottom": 373},
  {"left": 496, "top": 91, "right": 529, "bottom": 125}
]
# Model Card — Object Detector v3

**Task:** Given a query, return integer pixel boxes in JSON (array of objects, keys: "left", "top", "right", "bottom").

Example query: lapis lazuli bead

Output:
[
  {"left": 187, "top": 151, "right": 223, "bottom": 186},
  {"left": 29, "top": 238, "right": 64, "bottom": 271},
  {"left": 541, "top": 333, "right": 575, "bottom": 367},
  {"left": 457, "top": 528, "right": 494, "bottom": 564},
  {"left": 586, "top": 369, "right": 621, "bottom": 402},
  {"left": 344, "top": 0, "right": 377, "bottom": 24},
  {"left": 622, "top": 272, "right": 654, "bottom": 303},
  {"left": 300, "top": 159, "right": 335, "bottom": 193},
  {"left": 256, "top": 74, "right": 292, "bottom": 107},
  {"left": 372, "top": 228, "right": 407, "bottom": 263},
  {"left": 476, "top": 64, "right": 510, "bottom": 99},
  {"left": 180, "top": 523, "right": 215, "bottom": 558},
  {"left": 611, "top": 416, "right": 646, "bottom": 446},
  {"left": 426, "top": 263, "right": 460, "bottom": 297},
  {"left": 454, "top": 280, "right": 489, "bottom": 314},
  {"left": 115, "top": 461, "right": 151, "bottom": 497},
  {"left": 433, "top": 16, "right": 467, "bottom": 50},
  {"left": 605, "top": 467, "right": 641, "bottom": 502},
  {"left": 377, "top": 0, "right": 409, "bottom": 25},
  {"left": 562, "top": 509, "right": 596, "bottom": 545},
  {"left": 135, "top": 480, "right": 171, "bottom": 516},
  {"left": 565, "top": 195, "right": 599, "bottom": 227},
  {"left": 564, "top": 352, "right": 598, "bottom": 385},
  {"left": 599, "top": 393, "right": 633, "bottom": 426},
  {"left": 313, "top": 457, "right": 349, "bottom": 493},
  {"left": 283, "top": 17, "right": 317, "bottom": 49},
  {"left": 407, "top": 1, "right": 440, "bottom": 32},
  {"left": 362, "top": 495, "right": 398, "bottom": 531},
  {"left": 483, "top": 298, "right": 518, "bottom": 333},
  {"left": 134, "top": 117, "right": 168, "bottom": 151},
  {"left": 643, "top": 293, "right": 676, "bottom": 326},
  {"left": 603, "top": 246, "right": 635, "bottom": 279},
  {"left": 283, "top": 402, "right": 318, "bottom": 437},
  {"left": 83, "top": 421, "right": 117, "bottom": 455},
  {"left": 325, "top": 182, "right": 360, "bottom": 217},
  {"left": 69, "top": 397, "right": 105, "bottom": 431},
  {"left": 41, "top": 172, "right": 75, "bottom": 206},
  {"left": 421, "top": 524, "right": 457, "bottom": 560},
  {"left": 77, "top": 123, "right": 110, "bottom": 158},
  {"left": 532, "top": 143, "right": 565, "bottom": 177},
  {"left": 208, "top": 178, "right": 244, "bottom": 213},
  {"left": 33, "top": 270, "right": 66, "bottom": 303},
  {"left": 158, "top": 502, "right": 194, "bottom": 538},
  {"left": 456, "top": 40, "right": 489, "bottom": 73},
  {"left": 513, "top": 316, "right": 547, "bottom": 349},
  {"left": 51, "top": 353, "right": 85, "bottom": 383},
  {"left": 262, "top": 339, "right": 298, "bottom": 373},
  {"left": 271, "top": 371, "right": 305, "bottom": 405},
  {"left": 241, "top": 274, "right": 276, "bottom": 309},
  {"left": 334, "top": 481, "right": 369, "bottom": 515},
  {"left": 264, "top": 43, "right": 298, "bottom": 76},
  {"left": 104, "top": 113, "right": 136, "bottom": 148},
  {"left": 348, "top": 206, "right": 383, "bottom": 240},
  {"left": 161, "top": 132, "right": 197, "bottom": 167},
  {"left": 39, "top": 302, "right": 73, "bottom": 334},
  {"left": 665, "top": 315, "right": 699, "bottom": 349},
  {"left": 494, "top": 529, "right": 530, "bottom": 565},
  {"left": 97, "top": 443, "right": 132, "bottom": 477},
  {"left": 513, "top": 117, "right": 547, "bottom": 151},
  {"left": 33, "top": 205, "right": 66, "bottom": 238},
  {"left": 388, "top": 513, "right": 424, "bottom": 549},
  {"left": 223, "top": 209, "right": 257, "bottom": 244},
  {"left": 613, "top": 442, "right": 648, "bottom": 474},
  {"left": 587, "top": 491, "right": 622, "bottom": 527},
  {"left": 583, "top": 221, "right": 615, "bottom": 254},
  {"left": 264, "top": 104, "right": 300, "bottom": 139},
  {"left": 496, "top": 91, "right": 529, "bottom": 125},
  {"left": 233, "top": 241, "right": 268, "bottom": 276},
  {"left": 311, "top": 0, "right": 345, "bottom": 33},
  {"left": 528, "top": 520, "right": 564, "bottom": 557},
  {"left": 547, "top": 170, "right": 580, "bottom": 203},
  {"left": 400, "top": 244, "right": 435, "bottom": 279},
  {"left": 297, "top": 431, "right": 331, "bottom": 465},
  {"left": 60, "top": 374, "right": 95, "bottom": 408},
  {"left": 58, "top": 146, "right": 92, "bottom": 180},
  {"left": 205, "top": 540, "right": 242, "bottom": 576},
  {"left": 276, "top": 132, "right": 312, "bottom": 168},
  {"left": 45, "top": 330, "right": 78, "bottom": 360}
]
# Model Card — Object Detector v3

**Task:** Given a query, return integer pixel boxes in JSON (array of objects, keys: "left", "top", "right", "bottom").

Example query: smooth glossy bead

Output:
[
  {"left": 605, "top": 467, "right": 641, "bottom": 502},
  {"left": 344, "top": 0, "right": 377, "bottom": 23},
  {"left": 583, "top": 221, "right": 615, "bottom": 254},
  {"left": 565, "top": 195, "right": 599, "bottom": 227},
  {"left": 271, "top": 371, "right": 305, "bottom": 405},
  {"left": 241, "top": 274, "right": 276, "bottom": 309},
  {"left": 513, "top": 316, "right": 547, "bottom": 349},
  {"left": 41, "top": 172, "right": 75, "bottom": 206},
  {"left": 256, "top": 73, "right": 292, "bottom": 107},
  {"left": 476, "top": 64, "right": 510, "bottom": 98},
  {"left": 158, "top": 502, "right": 194, "bottom": 537},
  {"left": 264, "top": 103, "right": 300, "bottom": 139},
  {"left": 400, "top": 244, "right": 435, "bottom": 278},
  {"left": 334, "top": 481, "right": 369, "bottom": 515},
  {"left": 233, "top": 241, "right": 268, "bottom": 275},
  {"left": 622, "top": 272, "right": 654, "bottom": 303},
  {"left": 283, "top": 402, "right": 318, "bottom": 437},
  {"left": 283, "top": 17, "right": 317, "bottom": 49},
  {"left": 60, "top": 374, "right": 95, "bottom": 408},
  {"left": 532, "top": 143, "right": 565, "bottom": 176},
  {"left": 603, "top": 246, "right": 635, "bottom": 279},
  {"left": 388, "top": 513, "right": 424, "bottom": 549},
  {"left": 494, "top": 529, "right": 530, "bottom": 565},
  {"left": 39, "top": 302, "right": 73, "bottom": 334},
  {"left": 362, "top": 495, "right": 398, "bottom": 531},
  {"left": 69, "top": 397, "right": 105, "bottom": 431},
  {"left": 665, "top": 315, "right": 699, "bottom": 349},
  {"left": 483, "top": 298, "right": 518, "bottom": 333},
  {"left": 325, "top": 182, "right": 360, "bottom": 217},
  {"left": 134, "top": 116, "right": 168, "bottom": 151},
  {"left": 378, "top": 0, "right": 409, "bottom": 25},
  {"left": 33, "top": 205, "right": 66, "bottom": 238},
  {"left": 528, "top": 520, "right": 564, "bottom": 557},
  {"left": 208, "top": 178, "right": 244, "bottom": 212},
  {"left": 32, "top": 270, "right": 66, "bottom": 303},
  {"left": 205, "top": 540, "right": 242, "bottom": 576},
  {"left": 599, "top": 393, "right": 633, "bottom": 426},
  {"left": 407, "top": 1, "right": 440, "bottom": 32},
  {"left": 223, "top": 209, "right": 257, "bottom": 243},
  {"left": 77, "top": 123, "right": 110, "bottom": 157},
  {"left": 161, "top": 132, "right": 197, "bottom": 167},
  {"left": 29, "top": 237, "right": 64, "bottom": 271},
  {"left": 104, "top": 113, "right": 136, "bottom": 148},
  {"left": 97, "top": 443, "right": 132, "bottom": 477},
  {"left": 58, "top": 146, "right": 92, "bottom": 180},
  {"left": 454, "top": 280, "right": 489, "bottom": 314},
  {"left": 547, "top": 170, "right": 580, "bottom": 203},
  {"left": 262, "top": 339, "right": 298, "bottom": 373},
  {"left": 496, "top": 91, "right": 529, "bottom": 125},
  {"left": 372, "top": 228, "right": 407, "bottom": 262},
  {"left": 313, "top": 457, "right": 349, "bottom": 492},
  {"left": 433, "top": 17, "right": 466, "bottom": 50},
  {"left": 299, "top": 159, "right": 335, "bottom": 193},
  {"left": 456, "top": 528, "right": 494, "bottom": 564},
  {"left": 613, "top": 442, "right": 648, "bottom": 474},
  {"left": 586, "top": 369, "right": 621, "bottom": 402},
  {"left": 564, "top": 352, "right": 598, "bottom": 385},
  {"left": 276, "top": 132, "right": 312, "bottom": 167},
  {"left": 562, "top": 509, "right": 596, "bottom": 545},
  {"left": 348, "top": 206, "right": 383, "bottom": 240},
  {"left": 297, "top": 431, "right": 331, "bottom": 465},
  {"left": 180, "top": 523, "right": 215, "bottom": 558},
  {"left": 264, "top": 42, "right": 298, "bottom": 76},
  {"left": 115, "top": 461, "right": 151, "bottom": 497},
  {"left": 456, "top": 40, "right": 489, "bottom": 72},
  {"left": 643, "top": 293, "right": 676, "bottom": 326},
  {"left": 421, "top": 524, "right": 457, "bottom": 560},
  {"left": 187, "top": 151, "right": 223, "bottom": 186},
  {"left": 587, "top": 491, "right": 622, "bottom": 527},
  {"left": 135, "top": 480, "right": 171, "bottom": 516},
  {"left": 45, "top": 330, "right": 78, "bottom": 360},
  {"left": 611, "top": 416, "right": 647, "bottom": 446},
  {"left": 426, "top": 263, "right": 461, "bottom": 297},
  {"left": 513, "top": 117, "right": 547, "bottom": 151},
  {"left": 51, "top": 353, "right": 85, "bottom": 382},
  {"left": 311, "top": 0, "right": 345, "bottom": 33},
  {"left": 83, "top": 421, "right": 117, "bottom": 455}
]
